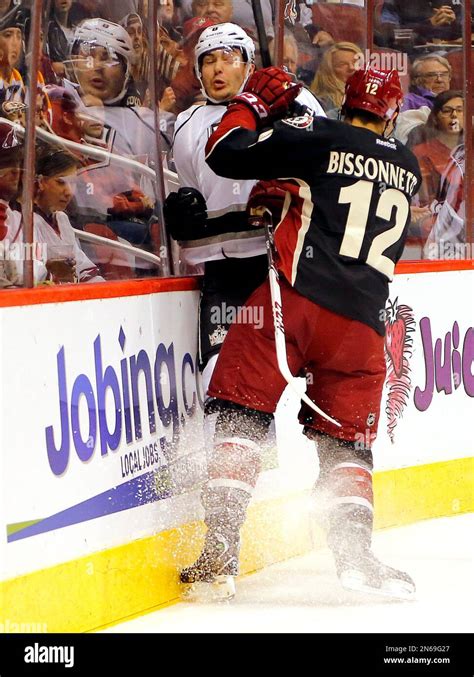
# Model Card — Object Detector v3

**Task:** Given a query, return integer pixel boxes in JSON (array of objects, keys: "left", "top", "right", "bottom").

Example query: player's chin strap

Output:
[
  {"left": 249, "top": 205, "right": 341, "bottom": 428},
  {"left": 383, "top": 108, "right": 399, "bottom": 138}
]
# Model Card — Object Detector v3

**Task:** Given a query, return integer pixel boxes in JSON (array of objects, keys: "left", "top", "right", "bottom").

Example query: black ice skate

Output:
[
  {"left": 333, "top": 544, "right": 416, "bottom": 600},
  {"left": 180, "top": 528, "right": 239, "bottom": 601}
]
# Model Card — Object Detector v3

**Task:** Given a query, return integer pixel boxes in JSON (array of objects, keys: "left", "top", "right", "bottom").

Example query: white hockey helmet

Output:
[
  {"left": 71, "top": 19, "right": 134, "bottom": 105},
  {"left": 195, "top": 23, "right": 255, "bottom": 103}
]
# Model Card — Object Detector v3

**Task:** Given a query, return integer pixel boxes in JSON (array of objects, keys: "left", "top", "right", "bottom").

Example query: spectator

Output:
[
  {"left": 402, "top": 54, "right": 452, "bottom": 112},
  {"left": 268, "top": 31, "right": 298, "bottom": 75},
  {"left": 34, "top": 150, "right": 104, "bottom": 283},
  {"left": 164, "top": 17, "right": 215, "bottom": 114},
  {"left": 0, "top": 8, "right": 55, "bottom": 130},
  {"left": 0, "top": 5, "right": 26, "bottom": 112},
  {"left": 186, "top": 0, "right": 274, "bottom": 39},
  {"left": 158, "top": 0, "right": 182, "bottom": 42},
  {"left": 47, "top": 0, "right": 78, "bottom": 79},
  {"left": 424, "top": 143, "right": 466, "bottom": 258},
  {"left": 310, "top": 41, "right": 362, "bottom": 114},
  {"left": 0, "top": 118, "right": 22, "bottom": 287},
  {"left": 409, "top": 90, "right": 463, "bottom": 209},
  {"left": 378, "top": 0, "right": 463, "bottom": 48},
  {"left": 156, "top": 22, "right": 184, "bottom": 93},
  {"left": 192, "top": 0, "right": 233, "bottom": 23},
  {"left": 0, "top": 120, "right": 50, "bottom": 287},
  {"left": 45, "top": 84, "right": 84, "bottom": 144},
  {"left": 119, "top": 13, "right": 150, "bottom": 104},
  {"left": 44, "top": 83, "right": 114, "bottom": 159}
]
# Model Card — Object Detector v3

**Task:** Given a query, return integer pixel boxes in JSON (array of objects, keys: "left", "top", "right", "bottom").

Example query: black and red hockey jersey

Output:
[{"left": 206, "top": 107, "right": 421, "bottom": 335}]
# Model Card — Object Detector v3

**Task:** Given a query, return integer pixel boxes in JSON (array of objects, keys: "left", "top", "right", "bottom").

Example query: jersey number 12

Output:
[{"left": 338, "top": 179, "right": 409, "bottom": 278}]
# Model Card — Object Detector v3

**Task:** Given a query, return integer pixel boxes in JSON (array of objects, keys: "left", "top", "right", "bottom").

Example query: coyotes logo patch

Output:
[
  {"left": 281, "top": 113, "right": 314, "bottom": 129},
  {"left": 384, "top": 298, "right": 416, "bottom": 442}
]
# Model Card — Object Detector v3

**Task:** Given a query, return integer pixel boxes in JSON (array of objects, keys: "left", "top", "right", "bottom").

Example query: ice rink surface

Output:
[{"left": 105, "top": 513, "right": 473, "bottom": 634}]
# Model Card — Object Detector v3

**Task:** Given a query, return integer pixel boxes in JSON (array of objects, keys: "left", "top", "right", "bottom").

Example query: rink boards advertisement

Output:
[
  {"left": 0, "top": 285, "right": 206, "bottom": 581},
  {"left": 0, "top": 270, "right": 472, "bottom": 587}
]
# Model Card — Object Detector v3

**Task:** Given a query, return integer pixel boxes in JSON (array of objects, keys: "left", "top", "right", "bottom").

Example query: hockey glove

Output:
[
  {"left": 247, "top": 180, "right": 288, "bottom": 226},
  {"left": 163, "top": 187, "right": 208, "bottom": 241},
  {"left": 232, "top": 67, "right": 302, "bottom": 125}
]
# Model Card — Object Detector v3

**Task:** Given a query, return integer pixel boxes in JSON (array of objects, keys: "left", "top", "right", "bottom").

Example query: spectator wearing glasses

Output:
[
  {"left": 268, "top": 31, "right": 298, "bottom": 76},
  {"left": 402, "top": 54, "right": 451, "bottom": 112},
  {"left": 408, "top": 91, "right": 463, "bottom": 241}
]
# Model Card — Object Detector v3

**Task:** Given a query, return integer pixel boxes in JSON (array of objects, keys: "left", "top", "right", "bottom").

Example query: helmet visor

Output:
[{"left": 70, "top": 42, "right": 124, "bottom": 71}]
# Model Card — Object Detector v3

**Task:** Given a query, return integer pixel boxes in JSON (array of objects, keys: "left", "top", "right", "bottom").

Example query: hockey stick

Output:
[
  {"left": 251, "top": 0, "right": 271, "bottom": 67},
  {"left": 252, "top": 207, "right": 341, "bottom": 427}
]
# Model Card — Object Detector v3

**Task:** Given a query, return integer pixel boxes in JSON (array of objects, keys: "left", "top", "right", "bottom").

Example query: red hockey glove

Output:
[
  {"left": 232, "top": 67, "right": 302, "bottom": 124},
  {"left": 0, "top": 201, "right": 8, "bottom": 240},
  {"left": 247, "top": 180, "right": 288, "bottom": 226}
]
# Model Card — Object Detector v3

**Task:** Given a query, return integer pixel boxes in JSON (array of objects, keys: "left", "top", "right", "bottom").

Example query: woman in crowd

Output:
[
  {"left": 409, "top": 90, "right": 463, "bottom": 209},
  {"left": 310, "top": 41, "right": 362, "bottom": 114},
  {"left": 47, "top": 0, "right": 80, "bottom": 78},
  {"left": 34, "top": 150, "right": 104, "bottom": 284}
]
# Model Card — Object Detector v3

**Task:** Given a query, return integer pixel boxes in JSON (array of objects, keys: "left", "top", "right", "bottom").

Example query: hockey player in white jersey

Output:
[
  {"left": 165, "top": 22, "right": 325, "bottom": 395},
  {"left": 61, "top": 19, "right": 161, "bottom": 251}
]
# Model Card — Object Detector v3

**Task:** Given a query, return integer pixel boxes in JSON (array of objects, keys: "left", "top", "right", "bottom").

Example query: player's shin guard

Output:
[
  {"left": 180, "top": 401, "right": 271, "bottom": 599},
  {"left": 312, "top": 433, "right": 415, "bottom": 599}
]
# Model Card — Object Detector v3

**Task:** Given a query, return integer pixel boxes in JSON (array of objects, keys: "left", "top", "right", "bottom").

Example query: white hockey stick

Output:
[{"left": 253, "top": 207, "right": 341, "bottom": 427}]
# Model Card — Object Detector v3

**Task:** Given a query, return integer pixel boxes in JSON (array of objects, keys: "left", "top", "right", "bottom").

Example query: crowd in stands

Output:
[{"left": 0, "top": 0, "right": 471, "bottom": 288}]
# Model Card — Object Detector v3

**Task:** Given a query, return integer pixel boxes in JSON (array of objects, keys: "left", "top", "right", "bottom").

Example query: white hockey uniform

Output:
[
  {"left": 173, "top": 102, "right": 265, "bottom": 265},
  {"left": 173, "top": 90, "right": 325, "bottom": 266},
  {"left": 62, "top": 82, "right": 158, "bottom": 226}
]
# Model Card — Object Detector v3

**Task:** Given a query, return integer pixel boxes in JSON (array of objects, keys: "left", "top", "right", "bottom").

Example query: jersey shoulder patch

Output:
[{"left": 281, "top": 113, "right": 314, "bottom": 129}]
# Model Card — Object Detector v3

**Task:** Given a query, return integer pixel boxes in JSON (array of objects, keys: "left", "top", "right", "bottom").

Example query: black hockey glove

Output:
[{"left": 163, "top": 187, "right": 208, "bottom": 241}]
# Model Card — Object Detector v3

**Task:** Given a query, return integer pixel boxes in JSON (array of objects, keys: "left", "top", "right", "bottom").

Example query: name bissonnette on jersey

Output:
[{"left": 327, "top": 151, "right": 419, "bottom": 196}]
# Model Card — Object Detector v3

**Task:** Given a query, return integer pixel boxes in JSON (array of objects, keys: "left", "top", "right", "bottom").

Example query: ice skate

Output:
[
  {"left": 333, "top": 543, "right": 416, "bottom": 600},
  {"left": 180, "top": 527, "right": 239, "bottom": 601}
]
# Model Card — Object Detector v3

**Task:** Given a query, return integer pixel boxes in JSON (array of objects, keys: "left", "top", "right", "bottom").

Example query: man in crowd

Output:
[{"left": 402, "top": 54, "right": 452, "bottom": 111}]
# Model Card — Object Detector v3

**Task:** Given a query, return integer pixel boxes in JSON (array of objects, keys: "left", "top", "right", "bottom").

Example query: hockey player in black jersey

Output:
[{"left": 179, "top": 65, "right": 422, "bottom": 600}]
